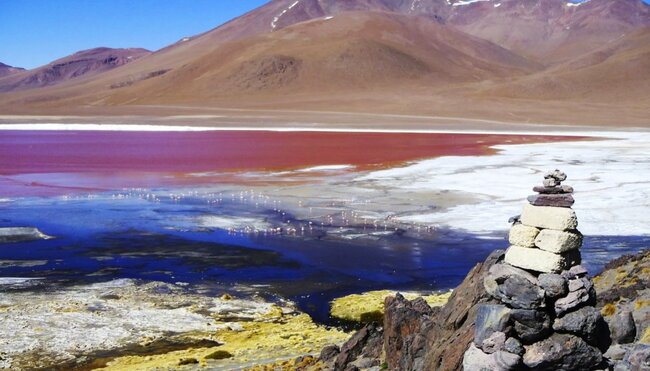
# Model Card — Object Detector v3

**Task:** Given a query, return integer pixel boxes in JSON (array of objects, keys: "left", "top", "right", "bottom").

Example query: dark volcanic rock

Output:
[
  {"left": 383, "top": 294, "right": 434, "bottom": 371},
  {"left": 608, "top": 309, "right": 637, "bottom": 345},
  {"left": 523, "top": 333, "right": 603, "bottom": 370},
  {"left": 555, "top": 278, "right": 596, "bottom": 316},
  {"left": 527, "top": 194, "right": 575, "bottom": 208},
  {"left": 484, "top": 263, "right": 545, "bottom": 309},
  {"left": 474, "top": 304, "right": 512, "bottom": 348},
  {"left": 510, "top": 309, "right": 552, "bottom": 344},
  {"left": 504, "top": 337, "right": 524, "bottom": 356},
  {"left": 319, "top": 344, "right": 340, "bottom": 362},
  {"left": 538, "top": 273, "right": 568, "bottom": 299},
  {"left": 334, "top": 323, "right": 383, "bottom": 371},
  {"left": 553, "top": 306, "right": 611, "bottom": 352},
  {"left": 421, "top": 250, "right": 504, "bottom": 371}
]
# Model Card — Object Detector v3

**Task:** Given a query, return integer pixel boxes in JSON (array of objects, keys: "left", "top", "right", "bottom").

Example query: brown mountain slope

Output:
[
  {"left": 205, "top": 0, "right": 650, "bottom": 63},
  {"left": 480, "top": 28, "right": 650, "bottom": 103},
  {"left": 0, "top": 47, "right": 151, "bottom": 92},
  {"left": 0, "top": 62, "right": 25, "bottom": 78},
  {"left": 0, "top": 12, "right": 538, "bottom": 109}
]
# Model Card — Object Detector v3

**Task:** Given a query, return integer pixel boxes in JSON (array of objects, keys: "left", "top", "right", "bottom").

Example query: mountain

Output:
[
  {"left": 0, "top": 47, "right": 151, "bottom": 92},
  {"left": 214, "top": 0, "right": 650, "bottom": 63},
  {"left": 0, "top": 0, "right": 648, "bottom": 126},
  {"left": 0, "top": 62, "right": 25, "bottom": 78}
]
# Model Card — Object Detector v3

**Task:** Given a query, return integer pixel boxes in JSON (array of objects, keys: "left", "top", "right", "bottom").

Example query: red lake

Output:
[{"left": 0, "top": 130, "right": 584, "bottom": 196}]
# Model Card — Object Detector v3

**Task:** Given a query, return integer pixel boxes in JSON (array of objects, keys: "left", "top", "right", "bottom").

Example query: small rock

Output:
[
  {"left": 555, "top": 285, "right": 596, "bottom": 317},
  {"left": 543, "top": 178, "right": 559, "bottom": 187},
  {"left": 568, "top": 265, "right": 588, "bottom": 277},
  {"left": 604, "top": 344, "right": 629, "bottom": 361},
  {"left": 608, "top": 310, "right": 637, "bottom": 344},
  {"left": 505, "top": 245, "right": 581, "bottom": 273},
  {"left": 533, "top": 185, "right": 574, "bottom": 194},
  {"left": 528, "top": 194, "right": 575, "bottom": 208},
  {"left": 622, "top": 344, "right": 650, "bottom": 369},
  {"left": 504, "top": 337, "right": 524, "bottom": 356},
  {"left": 463, "top": 343, "right": 522, "bottom": 371},
  {"left": 482, "top": 331, "right": 507, "bottom": 354},
  {"left": 508, "top": 224, "right": 540, "bottom": 248},
  {"left": 545, "top": 169, "right": 567, "bottom": 182},
  {"left": 320, "top": 344, "right": 340, "bottom": 362},
  {"left": 510, "top": 309, "right": 552, "bottom": 344},
  {"left": 524, "top": 333, "right": 603, "bottom": 370},
  {"left": 534, "top": 229, "right": 583, "bottom": 254},
  {"left": 520, "top": 204, "right": 578, "bottom": 231},
  {"left": 474, "top": 304, "right": 512, "bottom": 347},
  {"left": 178, "top": 358, "right": 199, "bottom": 365},
  {"left": 538, "top": 273, "right": 568, "bottom": 299},
  {"left": 553, "top": 306, "right": 611, "bottom": 352}
]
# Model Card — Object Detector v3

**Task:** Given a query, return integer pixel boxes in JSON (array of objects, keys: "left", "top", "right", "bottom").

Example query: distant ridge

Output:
[
  {"left": 0, "top": 47, "right": 151, "bottom": 92},
  {"left": 0, "top": 62, "right": 25, "bottom": 78}
]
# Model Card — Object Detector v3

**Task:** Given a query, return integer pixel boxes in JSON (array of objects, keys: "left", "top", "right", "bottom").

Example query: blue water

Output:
[{"left": 0, "top": 191, "right": 647, "bottom": 323}]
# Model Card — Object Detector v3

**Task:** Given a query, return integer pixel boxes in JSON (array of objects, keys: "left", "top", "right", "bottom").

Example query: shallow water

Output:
[
  {"left": 0, "top": 129, "right": 645, "bottom": 324},
  {"left": 1, "top": 192, "right": 646, "bottom": 324}
]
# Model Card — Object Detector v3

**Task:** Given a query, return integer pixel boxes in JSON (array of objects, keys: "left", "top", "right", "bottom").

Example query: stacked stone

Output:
[{"left": 464, "top": 170, "right": 611, "bottom": 371}]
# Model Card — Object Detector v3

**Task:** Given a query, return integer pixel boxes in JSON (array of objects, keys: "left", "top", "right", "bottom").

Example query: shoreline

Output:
[{"left": 0, "top": 122, "right": 637, "bottom": 139}]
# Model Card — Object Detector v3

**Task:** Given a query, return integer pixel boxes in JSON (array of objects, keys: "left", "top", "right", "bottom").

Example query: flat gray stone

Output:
[
  {"left": 528, "top": 194, "right": 575, "bottom": 208},
  {"left": 520, "top": 204, "right": 578, "bottom": 231}
]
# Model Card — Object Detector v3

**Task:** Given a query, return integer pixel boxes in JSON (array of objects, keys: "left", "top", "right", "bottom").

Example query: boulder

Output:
[
  {"left": 534, "top": 229, "right": 583, "bottom": 254},
  {"left": 527, "top": 194, "right": 575, "bottom": 208},
  {"left": 520, "top": 204, "right": 578, "bottom": 231},
  {"left": 488, "top": 273, "right": 546, "bottom": 309},
  {"left": 383, "top": 294, "right": 433, "bottom": 371},
  {"left": 538, "top": 273, "right": 568, "bottom": 299},
  {"left": 505, "top": 245, "right": 580, "bottom": 273},
  {"left": 510, "top": 309, "right": 552, "bottom": 344},
  {"left": 481, "top": 331, "right": 506, "bottom": 354},
  {"left": 463, "top": 343, "right": 522, "bottom": 371},
  {"left": 508, "top": 224, "right": 540, "bottom": 248},
  {"left": 608, "top": 309, "right": 637, "bottom": 345},
  {"left": 553, "top": 306, "right": 611, "bottom": 352},
  {"left": 523, "top": 333, "right": 603, "bottom": 370},
  {"left": 474, "top": 304, "right": 512, "bottom": 347}
]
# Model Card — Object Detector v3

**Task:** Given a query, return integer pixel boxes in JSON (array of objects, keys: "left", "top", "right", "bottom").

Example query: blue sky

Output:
[
  {"left": 0, "top": 0, "right": 268, "bottom": 69},
  {"left": 1, "top": 0, "right": 648, "bottom": 69}
]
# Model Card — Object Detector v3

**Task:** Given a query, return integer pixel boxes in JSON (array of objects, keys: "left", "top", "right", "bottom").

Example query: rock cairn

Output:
[{"left": 464, "top": 170, "right": 611, "bottom": 370}]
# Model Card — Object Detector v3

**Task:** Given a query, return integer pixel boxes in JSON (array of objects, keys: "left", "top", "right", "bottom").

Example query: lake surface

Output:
[{"left": 2, "top": 129, "right": 641, "bottom": 323}]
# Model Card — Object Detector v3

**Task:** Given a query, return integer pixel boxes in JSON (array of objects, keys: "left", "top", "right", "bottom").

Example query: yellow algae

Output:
[
  {"left": 601, "top": 303, "right": 617, "bottom": 317},
  {"left": 97, "top": 308, "right": 348, "bottom": 371},
  {"left": 330, "top": 290, "right": 452, "bottom": 323},
  {"left": 635, "top": 299, "right": 650, "bottom": 311},
  {"left": 641, "top": 327, "right": 650, "bottom": 345}
]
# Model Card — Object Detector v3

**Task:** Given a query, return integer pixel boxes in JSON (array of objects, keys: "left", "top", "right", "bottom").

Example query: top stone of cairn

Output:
[{"left": 528, "top": 170, "right": 575, "bottom": 208}]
